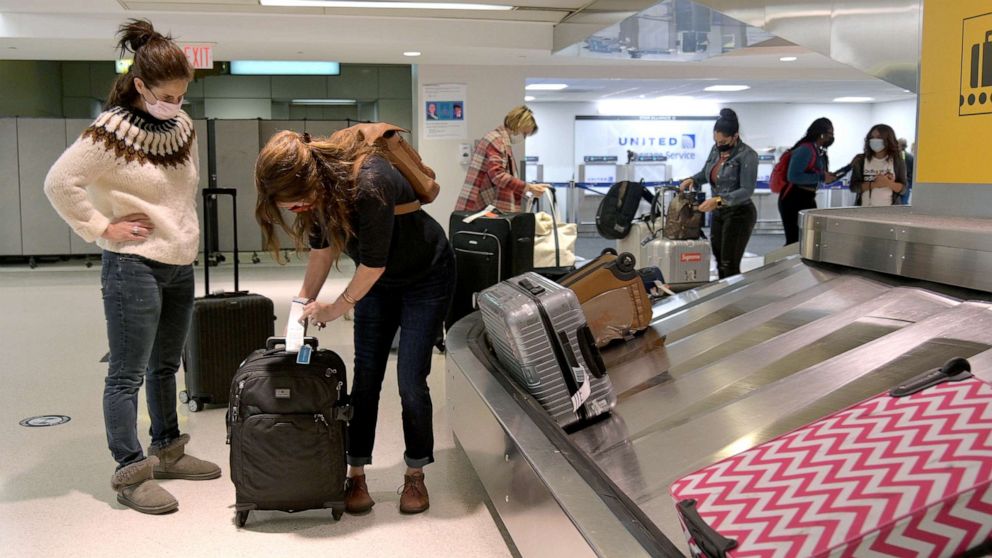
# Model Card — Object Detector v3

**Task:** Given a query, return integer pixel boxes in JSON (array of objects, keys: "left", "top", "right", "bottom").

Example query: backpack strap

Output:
[
  {"left": 394, "top": 200, "right": 422, "bottom": 216},
  {"left": 782, "top": 143, "right": 819, "bottom": 199}
]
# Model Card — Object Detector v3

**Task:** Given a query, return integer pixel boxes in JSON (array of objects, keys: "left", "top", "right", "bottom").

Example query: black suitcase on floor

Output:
[
  {"left": 446, "top": 209, "right": 535, "bottom": 330},
  {"left": 228, "top": 337, "right": 351, "bottom": 527},
  {"left": 181, "top": 188, "right": 275, "bottom": 412}
]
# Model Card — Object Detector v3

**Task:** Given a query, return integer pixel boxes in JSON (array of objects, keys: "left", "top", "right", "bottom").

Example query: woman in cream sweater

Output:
[{"left": 44, "top": 19, "right": 220, "bottom": 515}]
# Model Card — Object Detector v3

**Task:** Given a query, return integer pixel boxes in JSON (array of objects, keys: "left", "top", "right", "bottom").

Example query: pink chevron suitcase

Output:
[{"left": 670, "top": 358, "right": 992, "bottom": 558}]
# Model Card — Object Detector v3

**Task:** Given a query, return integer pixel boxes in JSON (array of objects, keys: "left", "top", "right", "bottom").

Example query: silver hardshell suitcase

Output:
[
  {"left": 478, "top": 272, "right": 616, "bottom": 429},
  {"left": 618, "top": 219, "right": 712, "bottom": 285}
]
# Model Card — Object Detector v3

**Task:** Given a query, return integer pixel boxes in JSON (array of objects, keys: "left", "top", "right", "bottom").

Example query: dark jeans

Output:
[
  {"left": 101, "top": 251, "right": 194, "bottom": 469},
  {"left": 778, "top": 187, "right": 817, "bottom": 245},
  {"left": 349, "top": 254, "right": 455, "bottom": 469},
  {"left": 711, "top": 201, "right": 757, "bottom": 279}
]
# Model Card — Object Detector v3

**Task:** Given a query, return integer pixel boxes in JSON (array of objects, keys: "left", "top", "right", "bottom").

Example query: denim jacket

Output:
[{"left": 689, "top": 141, "right": 758, "bottom": 207}]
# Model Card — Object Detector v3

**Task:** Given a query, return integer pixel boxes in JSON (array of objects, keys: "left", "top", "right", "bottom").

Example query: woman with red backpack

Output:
[{"left": 777, "top": 118, "right": 838, "bottom": 245}]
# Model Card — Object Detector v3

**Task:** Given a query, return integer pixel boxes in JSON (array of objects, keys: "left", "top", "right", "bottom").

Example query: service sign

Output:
[
  {"left": 573, "top": 115, "right": 718, "bottom": 182},
  {"left": 182, "top": 43, "right": 214, "bottom": 70}
]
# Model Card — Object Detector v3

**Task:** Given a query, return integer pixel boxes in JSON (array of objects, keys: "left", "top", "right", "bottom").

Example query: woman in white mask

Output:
[
  {"left": 44, "top": 19, "right": 220, "bottom": 515},
  {"left": 849, "top": 124, "right": 907, "bottom": 207},
  {"left": 454, "top": 105, "right": 550, "bottom": 212}
]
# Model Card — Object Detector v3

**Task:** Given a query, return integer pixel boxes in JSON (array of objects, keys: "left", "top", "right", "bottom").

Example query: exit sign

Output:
[{"left": 182, "top": 44, "right": 214, "bottom": 70}]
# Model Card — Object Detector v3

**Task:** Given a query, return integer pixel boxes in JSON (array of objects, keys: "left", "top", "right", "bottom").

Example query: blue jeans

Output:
[
  {"left": 348, "top": 255, "right": 455, "bottom": 469},
  {"left": 101, "top": 251, "right": 194, "bottom": 469}
]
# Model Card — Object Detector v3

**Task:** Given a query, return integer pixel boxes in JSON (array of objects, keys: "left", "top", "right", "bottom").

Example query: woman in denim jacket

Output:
[{"left": 679, "top": 109, "right": 758, "bottom": 279}]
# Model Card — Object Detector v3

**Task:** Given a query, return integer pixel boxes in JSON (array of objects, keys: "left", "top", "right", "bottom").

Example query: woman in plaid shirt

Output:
[{"left": 454, "top": 105, "right": 550, "bottom": 212}]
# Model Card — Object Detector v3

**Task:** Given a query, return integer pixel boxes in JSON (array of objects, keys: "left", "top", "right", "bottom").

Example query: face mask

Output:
[
  {"left": 139, "top": 83, "right": 183, "bottom": 120},
  {"left": 510, "top": 133, "right": 525, "bottom": 144},
  {"left": 869, "top": 138, "right": 886, "bottom": 153},
  {"left": 716, "top": 143, "right": 733, "bottom": 152}
]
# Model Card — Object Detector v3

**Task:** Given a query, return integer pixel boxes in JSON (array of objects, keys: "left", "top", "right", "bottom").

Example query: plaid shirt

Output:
[{"left": 454, "top": 126, "right": 527, "bottom": 212}]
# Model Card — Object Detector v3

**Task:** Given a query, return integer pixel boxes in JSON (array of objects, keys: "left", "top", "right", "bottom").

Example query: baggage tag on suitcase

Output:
[
  {"left": 570, "top": 372, "right": 591, "bottom": 413},
  {"left": 286, "top": 297, "right": 309, "bottom": 354}
]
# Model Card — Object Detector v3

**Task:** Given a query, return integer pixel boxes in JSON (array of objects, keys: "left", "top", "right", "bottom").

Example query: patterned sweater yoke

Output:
[{"left": 82, "top": 106, "right": 196, "bottom": 168}]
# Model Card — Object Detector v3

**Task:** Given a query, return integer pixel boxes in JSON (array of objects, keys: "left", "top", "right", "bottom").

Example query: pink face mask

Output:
[
  {"left": 146, "top": 98, "right": 182, "bottom": 120},
  {"left": 140, "top": 84, "right": 183, "bottom": 120}
]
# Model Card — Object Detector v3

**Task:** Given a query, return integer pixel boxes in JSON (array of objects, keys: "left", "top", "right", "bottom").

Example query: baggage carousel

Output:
[{"left": 445, "top": 206, "right": 992, "bottom": 557}]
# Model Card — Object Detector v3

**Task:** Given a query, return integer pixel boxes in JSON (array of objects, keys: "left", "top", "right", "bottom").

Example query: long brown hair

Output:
[
  {"left": 863, "top": 123, "right": 901, "bottom": 161},
  {"left": 255, "top": 130, "right": 380, "bottom": 264},
  {"left": 106, "top": 19, "right": 193, "bottom": 109}
]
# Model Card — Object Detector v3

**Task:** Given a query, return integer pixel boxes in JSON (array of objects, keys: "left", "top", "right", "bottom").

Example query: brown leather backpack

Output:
[
  {"left": 333, "top": 123, "right": 440, "bottom": 211},
  {"left": 663, "top": 192, "right": 705, "bottom": 240}
]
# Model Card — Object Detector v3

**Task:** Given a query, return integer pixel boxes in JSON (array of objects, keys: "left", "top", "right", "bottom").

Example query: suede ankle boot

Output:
[
  {"left": 148, "top": 434, "right": 221, "bottom": 481},
  {"left": 399, "top": 472, "right": 429, "bottom": 514},
  {"left": 344, "top": 474, "right": 375, "bottom": 514},
  {"left": 112, "top": 456, "right": 178, "bottom": 515}
]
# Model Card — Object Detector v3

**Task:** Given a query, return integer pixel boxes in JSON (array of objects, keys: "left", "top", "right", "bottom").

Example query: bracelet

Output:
[{"left": 341, "top": 289, "right": 358, "bottom": 305}]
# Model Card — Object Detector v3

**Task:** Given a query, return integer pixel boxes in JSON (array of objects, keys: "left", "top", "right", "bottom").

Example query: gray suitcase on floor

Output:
[
  {"left": 618, "top": 219, "right": 711, "bottom": 284},
  {"left": 477, "top": 272, "right": 615, "bottom": 429}
]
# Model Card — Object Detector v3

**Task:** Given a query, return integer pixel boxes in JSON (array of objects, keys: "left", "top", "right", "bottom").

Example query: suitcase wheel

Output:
[
  {"left": 178, "top": 390, "right": 190, "bottom": 404},
  {"left": 617, "top": 252, "right": 636, "bottom": 273},
  {"left": 332, "top": 508, "right": 344, "bottom": 521},
  {"left": 188, "top": 398, "right": 203, "bottom": 413},
  {"left": 235, "top": 510, "right": 249, "bottom": 527}
]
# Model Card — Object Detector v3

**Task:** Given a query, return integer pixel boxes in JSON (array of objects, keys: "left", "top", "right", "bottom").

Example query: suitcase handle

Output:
[
  {"left": 265, "top": 336, "right": 319, "bottom": 352},
  {"left": 676, "top": 499, "right": 738, "bottom": 558},
  {"left": 576, "top": 325, "right": 607, "bottom": 379},
  {"left": 517, "top": 278, "right": 546, "bottom": 296},
  {"left": 202, "top": 188, "right": 241, "bottom": 296},
  {"left": 889, "top": 357, "right": 973, "bottom": 397}
]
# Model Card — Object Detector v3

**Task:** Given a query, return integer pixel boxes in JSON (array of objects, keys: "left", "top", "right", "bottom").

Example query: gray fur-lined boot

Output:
[
  {"left": 112, "top": 456, "right": 178, "bottom": 515},
  {"left": 148, "top": 434, "right": 221, "bottom": 481}
]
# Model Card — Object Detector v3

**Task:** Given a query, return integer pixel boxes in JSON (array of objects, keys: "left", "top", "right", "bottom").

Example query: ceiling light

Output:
[
  {"left": 833, "top": 96, "right": 874, "bottom": 103},
  {"left": 526, "top": 83, "right": 568, "bottom": 91},
  {"left": 291, "top": 99, "right": 358, "bottom": 105},
  {"left": 261, "top": 0, "right": 513, "bottom": 10},
  {"left": 524, "top": 95, "right": 535, "bottom": 102},
  {"left": 231, "top": 60, "right": 340, "bottom": 75},
  {"left": 704, "top": 85, "right": 750, "bottom": 92},
  {"left": 779, "top": 56, "right": 797, "bottom": 62},
  {"left": 403, "top": 51, "right": 421, "bottom": 57}
]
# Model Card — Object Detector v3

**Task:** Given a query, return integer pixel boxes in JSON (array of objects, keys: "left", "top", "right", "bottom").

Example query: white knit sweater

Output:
[{"left": 44, "top": 106, "right": 200, "bottom": 265}]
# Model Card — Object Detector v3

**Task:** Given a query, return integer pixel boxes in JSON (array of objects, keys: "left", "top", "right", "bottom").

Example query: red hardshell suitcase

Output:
[
  {"left": 670, "top": 358, "right": 992, "bottom": 558},
  {"left": 181, "top": 188, "right": 275, "bottom": 412}
]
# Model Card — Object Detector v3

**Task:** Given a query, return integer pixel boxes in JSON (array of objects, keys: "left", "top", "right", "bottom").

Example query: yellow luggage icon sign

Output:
[{"left": 960, "top": 13, "right": 992, "bottom": 116}]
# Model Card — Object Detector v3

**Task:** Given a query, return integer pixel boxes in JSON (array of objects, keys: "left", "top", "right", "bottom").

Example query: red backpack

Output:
[{"left": 769, "top": 143, "right": 817, "bottom": 197}]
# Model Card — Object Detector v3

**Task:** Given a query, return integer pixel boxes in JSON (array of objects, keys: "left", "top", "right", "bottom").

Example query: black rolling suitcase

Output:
[
  {"left": 181, "top": 188, "right": 275, "bottom": 412},
  {"left": 228, "top": 337, "right": 351, "bottom": 527},
  {"left": 446, "top": 208, "right": 535, "bottom": 330}
]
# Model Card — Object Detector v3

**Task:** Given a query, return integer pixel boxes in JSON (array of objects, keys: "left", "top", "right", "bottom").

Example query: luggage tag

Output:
[
  {"left": 462, "top": 204, "right": 497, "bottom": 224},
  {"left": 286, "top": 297, "right": 309, "bottom": 354},
  {"left": 296, "top": 343, "right": 312, "bottom": 365},
  {"left": 570, "top": 369, "right": 592, "bottom": 413}
]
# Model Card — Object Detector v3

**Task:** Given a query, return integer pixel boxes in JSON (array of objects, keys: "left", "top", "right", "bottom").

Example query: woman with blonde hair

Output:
[
  {"left": 255, "top": 129, "right": 454, "bottom": 516},
  {"left": 454, "top": 105, "right": 550, "bottom": 212},
  {"left": 44, "top": 19, "right": 220, "bottom": 515}
]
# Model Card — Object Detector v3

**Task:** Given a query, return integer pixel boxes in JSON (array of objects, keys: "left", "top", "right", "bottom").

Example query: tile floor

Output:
[{"left": 0, "top": 257, "right": 513, "bottom": 558}]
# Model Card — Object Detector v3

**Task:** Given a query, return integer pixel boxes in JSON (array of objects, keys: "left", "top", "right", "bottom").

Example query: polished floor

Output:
[{"left": 0, "top": 256, "right": 514, "bottom": 558}]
